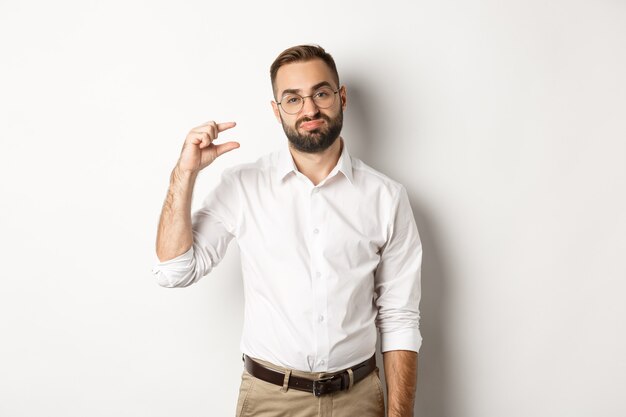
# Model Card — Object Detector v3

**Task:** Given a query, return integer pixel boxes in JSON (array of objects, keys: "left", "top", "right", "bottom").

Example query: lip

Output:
[{"left": 299, "top": 119, "right": 325, "bottom": 131}]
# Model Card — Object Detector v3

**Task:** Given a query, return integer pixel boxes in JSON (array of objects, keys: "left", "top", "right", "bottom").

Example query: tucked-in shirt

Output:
[{"left": 151, "top": 138, "right": 423, "bottom": 372}]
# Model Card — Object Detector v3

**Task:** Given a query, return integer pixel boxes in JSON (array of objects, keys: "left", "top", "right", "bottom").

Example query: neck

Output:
[{"left": 289, "top": 137, "right": 343, "bottom": 186}]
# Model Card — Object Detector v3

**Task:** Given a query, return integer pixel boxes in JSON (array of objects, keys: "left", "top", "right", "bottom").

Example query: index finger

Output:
[{"left": 217, "top": 121, "right": 237, "bottom": 132}]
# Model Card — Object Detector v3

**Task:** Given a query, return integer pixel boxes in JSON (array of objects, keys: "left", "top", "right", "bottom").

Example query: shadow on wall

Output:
[{"left": 347, "top": 80, "right": 451, "bottom": 417}]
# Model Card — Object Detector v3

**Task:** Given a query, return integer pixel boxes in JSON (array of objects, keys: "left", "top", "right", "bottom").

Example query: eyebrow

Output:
[{"left": 280, "top": 81, "right": 335, "bottom": 97}]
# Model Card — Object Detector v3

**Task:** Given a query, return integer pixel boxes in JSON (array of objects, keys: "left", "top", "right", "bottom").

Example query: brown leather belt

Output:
[{"left": 243, "top": 354, "right": 377, "bottom": 397}]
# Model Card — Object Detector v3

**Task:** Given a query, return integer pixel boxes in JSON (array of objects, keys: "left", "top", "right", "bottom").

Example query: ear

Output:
[
  {"left": 271, "top": 100, "right": 282, "bottom": 123},
  {"left": 339, "top": 85, "right": 347, "bottom": 111}
]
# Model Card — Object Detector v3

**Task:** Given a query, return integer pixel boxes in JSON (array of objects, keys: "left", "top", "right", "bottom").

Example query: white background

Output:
[{"left": 1, "top": 1, "right": 625, "bottom": 416}]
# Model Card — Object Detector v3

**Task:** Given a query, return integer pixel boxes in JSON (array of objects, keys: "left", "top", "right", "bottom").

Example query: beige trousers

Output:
[{"left": 235, "top": 357, "right": 385, "bottom": 417}]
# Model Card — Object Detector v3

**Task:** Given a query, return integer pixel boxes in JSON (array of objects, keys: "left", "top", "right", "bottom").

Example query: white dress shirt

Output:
[{"left": 152, "top": 138, "right": 422, "bottom": 372}]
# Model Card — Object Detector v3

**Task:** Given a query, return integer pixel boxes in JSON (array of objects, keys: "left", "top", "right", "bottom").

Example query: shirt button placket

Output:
[{"left": 310, "top": 186, "right": 329, "bottom": 370}]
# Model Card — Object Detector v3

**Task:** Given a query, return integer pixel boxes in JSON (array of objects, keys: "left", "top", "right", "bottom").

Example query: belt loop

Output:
[
  {"left": 347, "top": 368, "right": 354, "bottom": 391},
  {"left": 281, "top": 369, "right": 292, "bottom": 393}
]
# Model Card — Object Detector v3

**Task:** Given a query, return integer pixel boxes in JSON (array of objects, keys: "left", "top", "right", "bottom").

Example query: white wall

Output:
[{"left": 1, "top": 1, "right": 625, "bottom": 416}]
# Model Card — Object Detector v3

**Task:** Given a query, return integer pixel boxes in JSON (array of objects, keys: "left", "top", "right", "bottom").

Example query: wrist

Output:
[{"left": 172, "top": 165, "right": 199, "bottom": 183}]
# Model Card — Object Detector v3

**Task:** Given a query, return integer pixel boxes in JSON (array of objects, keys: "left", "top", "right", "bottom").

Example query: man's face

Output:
[{"left": 272, "top": 59, "right": 347, "bottom": 153}]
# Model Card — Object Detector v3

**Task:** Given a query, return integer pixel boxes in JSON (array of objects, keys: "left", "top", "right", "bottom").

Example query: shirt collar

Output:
[{"left": 275, "top": 138, "right": 354, "bottom": 185}]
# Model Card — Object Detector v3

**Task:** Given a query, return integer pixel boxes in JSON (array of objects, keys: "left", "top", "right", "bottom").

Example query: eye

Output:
[
  {"left": 314, "top": 91, "right": 329, "bottom": 98},
  {"left": 283, "top": 95, "right": 301, "bottom": 105}
]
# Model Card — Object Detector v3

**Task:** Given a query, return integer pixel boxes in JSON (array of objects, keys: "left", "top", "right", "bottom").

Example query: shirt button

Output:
[
  {"left": 316, "top": 271, "right": 321, "bottom": 278},
  {"left": 313, "top": 228, "right": 319, "bottom": 234},
  {"left": 320, "top": 360, "right": 325, "bottom": 366},
  {"left": 312, "top": 188, "right": 319, "bottom": 194},
  {"left": 318, "top": 315, "right": 324, "bottom": 322}
]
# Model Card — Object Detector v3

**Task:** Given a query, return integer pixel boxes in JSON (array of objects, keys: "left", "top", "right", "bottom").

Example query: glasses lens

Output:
[
  {"left": 312, "top": 87, "right": 336, "bottom": 108},
  {"left": 281, "top": 94, "right": 303, "bottom": 114}
]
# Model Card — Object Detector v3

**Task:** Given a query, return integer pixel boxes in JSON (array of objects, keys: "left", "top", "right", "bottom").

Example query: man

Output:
[{"left": 152, "top": 45, "right": 422, "bottom": 417}]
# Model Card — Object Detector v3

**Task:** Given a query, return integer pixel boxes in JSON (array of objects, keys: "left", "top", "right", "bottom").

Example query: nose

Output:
[{"left": 300, "top": 96, "right": 320, "bottom": 117}]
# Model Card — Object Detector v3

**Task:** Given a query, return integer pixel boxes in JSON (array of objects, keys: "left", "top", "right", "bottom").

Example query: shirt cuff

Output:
[
  {"left": 151, "top": 246, "right": 194, "bottom": 272},
  {"left": 151, "top": 246, "right": 195, "bottom": 287},
  {"left": 380, "top": 327, "right": 422, "bottom": 353}
]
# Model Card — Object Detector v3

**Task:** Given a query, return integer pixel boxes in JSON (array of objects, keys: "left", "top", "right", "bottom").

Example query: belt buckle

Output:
[{"left": 312, "top": 376, "right": 335, "bottom": 397}]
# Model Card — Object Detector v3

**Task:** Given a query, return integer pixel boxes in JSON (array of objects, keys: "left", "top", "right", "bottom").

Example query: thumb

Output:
[{"left": 214, "top": 141, "right": 241, "bottom": 158}]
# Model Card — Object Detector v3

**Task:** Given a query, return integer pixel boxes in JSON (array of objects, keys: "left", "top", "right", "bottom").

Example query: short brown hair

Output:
[{"left": 270, "top": 44, "right": 340, "bottom": 97}]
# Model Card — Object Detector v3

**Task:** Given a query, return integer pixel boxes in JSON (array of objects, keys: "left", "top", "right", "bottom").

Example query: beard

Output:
[{"left": 281, "top": 109, "right": 343, "bottom": 154}]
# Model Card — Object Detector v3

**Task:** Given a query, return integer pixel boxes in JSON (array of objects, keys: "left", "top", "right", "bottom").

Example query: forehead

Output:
[{"left": 274, "top": 59, "right": 337, "bottom": 96}]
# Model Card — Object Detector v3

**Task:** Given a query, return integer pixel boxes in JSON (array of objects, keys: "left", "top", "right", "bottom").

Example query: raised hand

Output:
[{"left": 176, "top": 120, "right": 240, "bottom": 174}]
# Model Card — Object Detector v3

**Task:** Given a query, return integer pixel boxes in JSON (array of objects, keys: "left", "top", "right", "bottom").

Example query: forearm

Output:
[
  {"left": 383, "top": 350, "right": 418, "bottom": 417},
  {"left": 156, "top": 166, "right": 198, "bottom": 261}
]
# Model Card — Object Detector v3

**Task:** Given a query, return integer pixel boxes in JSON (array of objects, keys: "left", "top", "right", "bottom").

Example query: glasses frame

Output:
[{"left": 276, "top": 86, "right": 341, "bottom": 115}]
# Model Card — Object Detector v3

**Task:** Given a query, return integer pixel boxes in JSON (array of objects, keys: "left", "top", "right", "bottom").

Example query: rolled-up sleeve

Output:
[
  {"left": 151, "top": 169, "right": 239, "bottom": 288},
  {"left": 374, "top": 185, "right": 423, "bottom": 352}
]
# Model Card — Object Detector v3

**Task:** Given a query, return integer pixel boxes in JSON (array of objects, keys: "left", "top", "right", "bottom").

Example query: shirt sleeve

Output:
[
  {"left": 374, "top": 185, "right": 423, "bottom": 353},
  {"left": 151, "top": 169, "right": 240, "bottom": 288}
]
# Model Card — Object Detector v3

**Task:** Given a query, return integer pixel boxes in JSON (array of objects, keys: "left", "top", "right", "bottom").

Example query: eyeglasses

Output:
[{"left": 276, "top": 86, "right": 340, "bottom": 115}]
